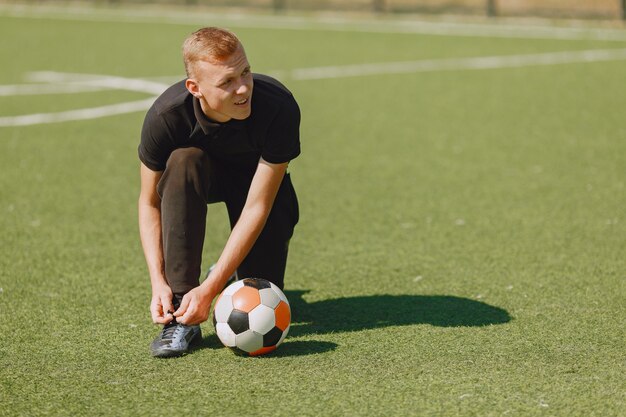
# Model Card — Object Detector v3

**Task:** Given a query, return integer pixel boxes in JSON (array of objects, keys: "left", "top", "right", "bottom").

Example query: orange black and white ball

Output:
[{"left": 213, "top": 278, "right": 291, "bottom": 356}]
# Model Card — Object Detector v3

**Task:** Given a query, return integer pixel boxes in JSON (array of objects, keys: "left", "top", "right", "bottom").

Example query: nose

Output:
[{"left": 236, "top": 79, "right": 251, "bottom": 95}]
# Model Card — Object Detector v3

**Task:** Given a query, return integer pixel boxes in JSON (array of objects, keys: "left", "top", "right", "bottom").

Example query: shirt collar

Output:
[{"left": 192, "top": 96, "right": 248, "bottom": 136}]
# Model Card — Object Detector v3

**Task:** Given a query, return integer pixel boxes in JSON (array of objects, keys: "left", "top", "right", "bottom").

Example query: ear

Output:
[{"left": 185, "top": 79, "right": 202, "bottom": 98}]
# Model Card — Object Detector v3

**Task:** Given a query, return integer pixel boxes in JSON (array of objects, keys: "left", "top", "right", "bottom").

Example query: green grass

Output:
[{"left": 1, "top": 5, "right": 625, "bottom": 416}]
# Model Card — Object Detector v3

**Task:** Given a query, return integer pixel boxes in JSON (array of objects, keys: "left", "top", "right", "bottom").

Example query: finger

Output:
[
  {"left": 152, "top": 308, "right": 168, "bottom": 324},
  {"left": 176, "top": 309, "right": 194, "bottom": 325},
  {"left": 176, "top": 299, "right": 197, "bottom": 324},
  {"left": 163, "top": 297, "right": 175, "bottom": 318},
  {"left": 151, "top": 297, "right": 162, "bottom": 312},
  {"left": 173, "top": 295, "right": 190, "bottom": 317},
  {"left": 157, "top": 299, "right": 174, "bottom": 324},
  {"left": 151, "top": 302, "right": 163, "bottom": 323}
]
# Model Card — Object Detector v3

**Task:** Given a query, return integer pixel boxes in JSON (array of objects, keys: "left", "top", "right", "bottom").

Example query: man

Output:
[{"left": 138, "top": 27, "right": 300, "bottom": 358}]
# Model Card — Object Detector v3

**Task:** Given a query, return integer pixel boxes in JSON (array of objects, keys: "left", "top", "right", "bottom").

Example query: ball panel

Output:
[
  {"left": 269, "top": 282, "right": 289, "bottom": 304},
  {"left": 214, "top": 292, "right": 223, "bottom": 306},
  {"left": 277, "top": 324, "right": 290, "bottom": 346},
  {"left": 231, "top": 286, "right": 261, "bottom": 313},
  {"left": 227, "top": 309, "right": 249, "bottom": 334},
  {"left": 249, "top": 346, "right": 277, "bottom": 357},
  {"left": 215, "top": 323, "right": 237, "bottom": 347},
  {"left": 259, "top": 288, "right": 280, "bottom": 309},
  {"left": 222, "top": 280, "right": 245, "bottom": 296},
  {"left": 248, "top": 304, "right": 275, "bottom": 334},
  {"left": 274, "top": 300, "right": 291, "bottom": 331},
  {"left": 263, "top": 326, "right": 283, "bottom": 347},
  {"left": 236, "top": 330, "right": 263, "bottom": 353},
  {"left": 213, "top": 294, "right": 234, "bottom": 323},
  {"left": 213, "top": 278, "right": 291, "bottom": 355},
  {"left": 242, "top": 278, "right": 271, "bottom": 290}
]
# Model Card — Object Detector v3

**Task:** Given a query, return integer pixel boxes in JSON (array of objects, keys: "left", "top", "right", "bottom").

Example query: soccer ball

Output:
[{"left": 213, "top": 278, "right": 291, "bottom": 356}]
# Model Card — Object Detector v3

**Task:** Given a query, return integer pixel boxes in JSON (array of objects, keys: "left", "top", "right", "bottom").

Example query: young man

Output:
[{"left": 138, "top": 27, "right": 300, "bottom": 358}]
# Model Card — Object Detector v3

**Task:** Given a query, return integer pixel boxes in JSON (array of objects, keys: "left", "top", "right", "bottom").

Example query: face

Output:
[{"left": 185, "top": 44, "right": 253, "bottom": 123}]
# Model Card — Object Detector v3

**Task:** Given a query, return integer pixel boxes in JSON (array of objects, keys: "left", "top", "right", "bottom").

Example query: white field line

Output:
[
  {"left": 0, "top": 98, "right": 157, "bottom": 127},
  {"left": 289, "top": 47, "right": 626, "bottom": 80},
  {"left": 26, "top": 72, "right": 169, "bottom": 95},
  {"left": 0, "top": 73, "right": 168, "bottom": 127},
  {"left": 2, "top": 4, "right": 626, "bottom": 42},
  {"left": 2, "top": 48, "right": 626, "bottom": 127},
  {"left": 0, "top": 75, "right": 168, "bottom": 96},
  {"left": 0, "top": 83, "right": 110, "bottom": 96},
  {"left": 147, "top": 47, "right": 626, "bottom": 83}
]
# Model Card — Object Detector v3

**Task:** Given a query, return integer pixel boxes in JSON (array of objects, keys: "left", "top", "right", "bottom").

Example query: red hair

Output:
[{"left": 183, "top": 27, "right": 241, "bottom": 77}]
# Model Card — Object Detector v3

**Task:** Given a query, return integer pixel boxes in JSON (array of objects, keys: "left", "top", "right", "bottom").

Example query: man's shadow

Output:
[
  {"left": 199, "top": 290, "right": 511, "bottom": 357},
  {"left": 285, "top": 290, "right": 511, "bottom": 337}
]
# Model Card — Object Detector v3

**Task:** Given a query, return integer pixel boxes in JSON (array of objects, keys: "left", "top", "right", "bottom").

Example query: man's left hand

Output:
[{"left": 173, "top": 286, "right": 216, "bottom": 325}]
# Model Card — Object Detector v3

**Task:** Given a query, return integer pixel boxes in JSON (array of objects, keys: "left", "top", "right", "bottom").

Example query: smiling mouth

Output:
[{"left": 235, "top": 98, "right": 248, "bottom": 105}]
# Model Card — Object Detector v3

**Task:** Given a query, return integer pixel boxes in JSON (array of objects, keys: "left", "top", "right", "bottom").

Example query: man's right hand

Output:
[{"left": 150, "top": 283, "right": 175, "bottom": 324}]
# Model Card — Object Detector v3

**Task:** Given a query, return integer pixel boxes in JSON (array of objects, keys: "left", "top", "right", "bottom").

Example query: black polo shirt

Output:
[{"left": 139, "top": 74, "right": 301, "bottom": 175}]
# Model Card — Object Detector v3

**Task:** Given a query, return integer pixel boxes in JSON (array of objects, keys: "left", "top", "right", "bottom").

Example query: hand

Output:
[
  {"left": 174, "top": 286, "right": 216, "bottom": 325},
  {"left": 150, "top": 283, "right": 175, "bottom": 325}
]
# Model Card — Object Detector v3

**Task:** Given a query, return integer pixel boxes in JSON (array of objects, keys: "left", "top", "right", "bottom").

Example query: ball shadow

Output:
[
  {"left": 284, "top": 291, "right": 512, "bottom": 338},
  {"left": 258, "top": 340, "right": 339, "bottom": 358},
  {"left": 194, "top": 333, "right": 337, "bottom": 358}
]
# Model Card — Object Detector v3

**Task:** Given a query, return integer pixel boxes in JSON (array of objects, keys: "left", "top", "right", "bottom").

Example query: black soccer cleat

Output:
[{"left": 150, "top": 320, "right": 201, "bottom": 358}]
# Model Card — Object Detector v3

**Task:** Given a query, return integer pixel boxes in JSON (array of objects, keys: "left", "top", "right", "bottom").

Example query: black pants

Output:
[{"left": 156, "top": 147, "right": 299, "bottom": 297}]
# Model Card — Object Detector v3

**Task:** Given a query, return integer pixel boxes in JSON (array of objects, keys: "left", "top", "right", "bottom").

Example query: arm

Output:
[
  {"left": 138, "top": 162, "right": 175, "bottom": 324},
  {"left": 174, "top": 157, "right": 289, "bottom": 325}
]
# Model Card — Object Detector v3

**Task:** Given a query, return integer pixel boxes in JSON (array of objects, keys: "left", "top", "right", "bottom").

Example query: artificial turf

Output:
[{"left": 0, "top": 5, "right": 624, "bottom": 416}]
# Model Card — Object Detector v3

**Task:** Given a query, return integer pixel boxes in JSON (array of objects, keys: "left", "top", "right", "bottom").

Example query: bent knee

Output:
[
  {"left": 166, "top": 147, "right": 206, "bottom": 171},
  {"left": 157, "top": 147, "right": 212, "bottom": 199}
]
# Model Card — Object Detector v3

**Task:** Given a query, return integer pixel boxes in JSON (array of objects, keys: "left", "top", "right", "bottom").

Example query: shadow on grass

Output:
[
  {"left": 285, "top": 291, "right": 512, "bottom": 338},
  {"left": 196, "top": 291, "right": 510, "bottom": 357},
  {"left": 194, "top": 333, "right": 338, "bottom": 357}
]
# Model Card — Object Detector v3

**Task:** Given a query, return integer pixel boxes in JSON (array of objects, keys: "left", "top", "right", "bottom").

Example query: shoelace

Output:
[{"left": 160, "top": 322, "right": 181, "bottom": 341}]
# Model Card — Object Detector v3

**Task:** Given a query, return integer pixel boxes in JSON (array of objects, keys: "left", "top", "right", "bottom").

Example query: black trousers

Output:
[{"left": 156, "top": 147, "right": 299, "bottom": 297}]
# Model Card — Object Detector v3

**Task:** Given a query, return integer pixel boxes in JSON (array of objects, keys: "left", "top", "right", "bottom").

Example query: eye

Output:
[{"left": 242, "top": 68, "right": 251, "bottom": 76}]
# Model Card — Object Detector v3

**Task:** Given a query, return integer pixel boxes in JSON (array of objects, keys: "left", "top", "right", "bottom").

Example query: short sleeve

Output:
[
  {"left": 138, "top": 107, "right": 170, "bottom": 172},
  {"left": 261, "top": 96, "right": 301, "bottom": 164}
]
